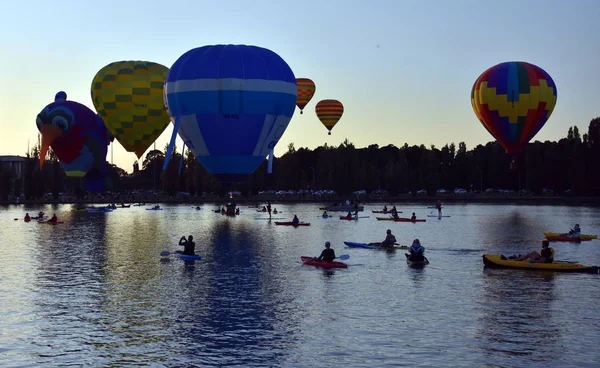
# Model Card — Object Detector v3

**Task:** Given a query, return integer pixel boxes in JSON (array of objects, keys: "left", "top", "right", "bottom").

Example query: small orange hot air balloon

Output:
[
  {"left": 296, "top": 78, "right": 316, "bottom": 114},
  {"left": 315, "top": 99, "right": 343, "bottom": 135}
]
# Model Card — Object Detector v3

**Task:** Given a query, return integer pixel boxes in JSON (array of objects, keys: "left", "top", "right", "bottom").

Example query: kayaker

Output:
[
  {"left": 262, "top": 206, "right": 267, "bottom": 212},
  {"left": 179, "top": 235, "right": 196, "bottom": 255},
  {"left": 315, "top": 241, "right": 336, "bottom": 263},
  {"left": 196, "top": 206, "right": 201, "bottom": 210},
  {"left": 292, "top": 215, "right": 300, "bottom": 225},
  {"left": 267, "top": 202, "right": 272, "bottom": 219},
  {"left": 154, "top": 204, "right": 160, "bottom": 210},
  {"left": 410, "top": 212, "right": 417, "bottom": 221},
  {"left": 38, "top": 211, "right": 45, "bottom": 218},
  {"left": 383, "top": 205, "right": 388, "bottom": 212},
  {"left": 380, "top": 229, "right": 397, "bottom": 247},
  {"left": 48, "top": 214, "right": 58, "bottom": 223},
  {"left": 322, "top": 211, "right": 328, "bottom": 218},
  {"left": 24, "top": 213, "right": 31, "bottom": 221},
  {"left": 514, "top": 240, "right": 554, "bottom": 263},
  {"left": 346, "top": 211, "right": 353, "bottom": 219},
  {"left": 407, "top": 239, "right": 425, "bottom": 262},
  {"left": 273, "top": 208, "right": 278, "bottom": 214},
  {"left": 235, "top": 207, "right": 240, "bottom": 215},
  {"left": 392, "top": 211, "right": 400, "bottom": 219},
  {"left": 568, "top": 224, "right": 581, "bottom": 238},
  {"left": 436, "top": 200, "right": 442, "bottom": 216}
]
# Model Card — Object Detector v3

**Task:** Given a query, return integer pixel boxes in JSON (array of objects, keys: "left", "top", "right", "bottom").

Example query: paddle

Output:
[{"left": 338, "top": 254, "right": 350, "bottom": 260}]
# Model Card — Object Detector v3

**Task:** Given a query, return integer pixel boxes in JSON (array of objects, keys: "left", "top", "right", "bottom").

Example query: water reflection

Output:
[
  {"left": 165, "top": 221, "right": 301, "bottom": 366},
  {"left": 476, "top": 269, "right": 560, "bottom": 365}
]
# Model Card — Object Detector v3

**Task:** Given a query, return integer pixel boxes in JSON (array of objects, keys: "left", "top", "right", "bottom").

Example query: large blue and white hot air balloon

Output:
[{"left": 163, "top": 44, "right": 297, "bottom": 183}]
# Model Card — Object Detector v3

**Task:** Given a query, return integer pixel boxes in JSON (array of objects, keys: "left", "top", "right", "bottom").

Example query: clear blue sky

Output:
[{"left": 1, "top": 0, "right": 598, "bottom": 173}]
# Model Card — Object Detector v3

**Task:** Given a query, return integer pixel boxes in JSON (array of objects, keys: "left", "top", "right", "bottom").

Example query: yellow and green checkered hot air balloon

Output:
[{"left": 91, "top": 61, "right": 170, "bottom": 158}]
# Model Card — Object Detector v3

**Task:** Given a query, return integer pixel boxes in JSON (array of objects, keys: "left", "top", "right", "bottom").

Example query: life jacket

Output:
[{"left": 410, "top": 245, "right": 424, "bottom": 255}]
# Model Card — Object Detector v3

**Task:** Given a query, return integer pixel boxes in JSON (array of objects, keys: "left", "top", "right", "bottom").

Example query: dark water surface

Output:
[{"left": 1, "top": 203, "right": 599, "bottom": 367}]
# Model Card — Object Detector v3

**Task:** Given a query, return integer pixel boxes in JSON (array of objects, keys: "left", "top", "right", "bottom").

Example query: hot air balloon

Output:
[
  {"left": 163, "top": 44, "right": 297, "bottom": 184},
  {"left": 91, "top": 61, "right": 171, "bottom": 158},
  {"left": 471, "top": 61, "right": 557, "bottom": 168},
  {"left": 315, "top": 99, "right": 343, "bottom": 135},
  {"left": 296, "top": 78, "right": 316, "bottom": 114},
  {"left": 36, "top": 92, "right": 112, "bottom": 192}
]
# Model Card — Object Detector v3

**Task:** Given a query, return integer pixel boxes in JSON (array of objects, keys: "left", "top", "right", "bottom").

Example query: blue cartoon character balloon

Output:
[
  {"left": 163, "top": 44, "right": 297, "bottom": 183},
  {"left": 37, "top": 91, "right": 112, "bottom": 192}
]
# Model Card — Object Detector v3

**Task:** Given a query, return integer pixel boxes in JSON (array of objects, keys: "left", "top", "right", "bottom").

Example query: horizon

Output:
[{"left": 1, "top": 0, "right": 599, "bottom": 173}]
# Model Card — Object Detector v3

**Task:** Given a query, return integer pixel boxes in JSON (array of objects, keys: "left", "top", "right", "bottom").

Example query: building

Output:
[{"left": 0, "top": 155, "right": 26, "bottom": 195}]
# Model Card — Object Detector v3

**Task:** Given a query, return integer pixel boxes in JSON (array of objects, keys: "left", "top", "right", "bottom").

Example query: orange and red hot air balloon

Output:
[
  {"left": 471, "top": 61, "right": 557, "bottom": 169},
  {"left": 315, "top": 99, "right": 343, "bottom": 135},
  {"left": 296, "top": 78, "right": 316, "bottom": 114}
]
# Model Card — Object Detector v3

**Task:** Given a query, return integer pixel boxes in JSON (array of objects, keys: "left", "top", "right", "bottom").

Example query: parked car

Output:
[{"left": 454, "top": 188, "right": 467, "bottom": 194}]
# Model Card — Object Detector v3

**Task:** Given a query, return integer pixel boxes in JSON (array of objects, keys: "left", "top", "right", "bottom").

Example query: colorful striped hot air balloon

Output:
[
  {"left": 91, "top": 61, "right": 171, "bottom": 158},
  {"left": 471, "top": 61, "right": 557, "bottom": 168},
  {"left": 315, "top": 99, "right": 343, "bottom": 135},
  {"left": 296, "top": 78, "right": 316, "bottom": 114}
]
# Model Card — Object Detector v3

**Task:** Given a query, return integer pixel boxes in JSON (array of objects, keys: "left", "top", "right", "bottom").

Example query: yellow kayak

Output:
[
  {"left": 482, "top": 254, "right": 599, "bottom": 273},
  {"left": 543, "top": 232, "right": 598, "bottom": 242}
]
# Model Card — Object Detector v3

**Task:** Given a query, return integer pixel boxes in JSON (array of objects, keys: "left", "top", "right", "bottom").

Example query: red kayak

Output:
[
  {"left": 394, "top": 218, "right": 426, "bottom": 222},
  {"left": 274, "top": 222, "right": 311, "bottom": 226},
  {"left": 372, "top": 210, "right": 402, "bottom": 214},
  {"left": 301, "top": 256, "right": 348, "bottom": 268},
  {"left": 38, "top": 220, "right": 64, "bottom": 225}
]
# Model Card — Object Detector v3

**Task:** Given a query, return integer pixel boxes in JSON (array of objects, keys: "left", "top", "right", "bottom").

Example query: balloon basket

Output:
[{"left": 328, "top": 132, "right": 331, "bottom": 135}]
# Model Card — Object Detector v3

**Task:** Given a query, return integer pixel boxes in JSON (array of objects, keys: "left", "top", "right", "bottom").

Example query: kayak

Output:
[
  {"left": 87, "top": 208, "right": 113, "bottom": 213},
  {"left": 344, "top": 241, "right": 407, "bottom": 250},
  {"left": 175, "top": 250, "right": 202, "bottom": 261},
  {"left": 274, "top": 222, "right": 310, "bottom": 226},
  {"left": 376, "top": 217, "right": 397, "bottom": 221},
  {"left": 31, "top": 216, "right": 47, "bottom": 220},
  {"left": 38, "top": 220, "right": 64, "bottom": 225},
  {"left": 543, "top": 232, "right": 598, "bottom": 242},
  {"left": 319, "top": 205, "right": 364, "bottom": 212},
  {"left": 372, "top": 210, "right": 403, "bottom": 214},
  {"left": 301, "top": 256, "right": 347, "bottom": 269},
  {"left": 482, "top": 254, "right": 599, "bottom": 273},
  {"left": 405, "top": 253, "right": 430, "bottom": 267},
  {"left": 146, "top": 208, "right": 163, "bottom": 211},
  {"left": 395, "top": 218, "right": 426, "bottom": 222}
]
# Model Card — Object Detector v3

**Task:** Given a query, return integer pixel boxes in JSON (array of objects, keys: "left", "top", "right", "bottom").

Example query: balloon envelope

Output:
[
  {"left": 296, "top": 78, "right": 316, "bottom": 113},
  {"left": 471, "top": 61, "right": 557, "bottom": 156},
  {"left": 315, "top": 99, "right": 343, "bottom": 135},
  {"left": 91, "top": 61, "right": 170, "bottom": 158},
  {"left": 164, "top": 44, "right": 297, "bottom": 183}
]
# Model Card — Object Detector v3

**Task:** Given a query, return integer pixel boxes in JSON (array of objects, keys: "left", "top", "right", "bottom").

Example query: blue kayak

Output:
[
  {"left": 175, "top": 251, "right": 201, "bottom": 260},
  {"left": 344, "top": 241, "right": 408, "bottom": 250}
]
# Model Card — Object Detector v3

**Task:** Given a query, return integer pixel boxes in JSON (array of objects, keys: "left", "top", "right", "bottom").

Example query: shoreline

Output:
[{"left": 3, "top": 194, "right": 600, "bottom": 207}]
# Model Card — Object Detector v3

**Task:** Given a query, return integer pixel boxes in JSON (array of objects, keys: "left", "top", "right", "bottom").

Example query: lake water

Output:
[{"left": 1, "top": 203, "right": 600, "bottom": 367}]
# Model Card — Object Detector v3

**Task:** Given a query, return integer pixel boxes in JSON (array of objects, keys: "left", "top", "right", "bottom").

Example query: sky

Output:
[{"left": 1, "top": 0, "right": 599, "bottom": 173}]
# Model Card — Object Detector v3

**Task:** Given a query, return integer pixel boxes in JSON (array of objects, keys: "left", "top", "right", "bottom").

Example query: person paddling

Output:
[
  {"left": 407, "top": 239, "right": 425, "bottom": 262},
  {"left": 410, "top": 212, "right": 417, "bottom": 221},
  {"left": 48, "top": 214, "right": 58, "bottom": 223},
  {"left": 436, "top": 200, "right": 442, "bottom": 216},
  {"left": 512, "top": 240, "right": 554, "bottom": 263},
  {"left": 378, "top": 229, "right": 397, "bottom": 247},
  {"left": 24, "top": 213, "right": 31, "bottom": 221},
  {"left": 315, "top": 241, "right": 336, "bottom": 263},
  {"left": 179, "top": 235, "right": 196, "bottom": 256},
  {"left": 292, "top": 215, "right": 300, "bottom": 225}
]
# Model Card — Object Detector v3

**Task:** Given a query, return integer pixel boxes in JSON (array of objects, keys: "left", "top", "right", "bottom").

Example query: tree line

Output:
[{"left": 1, "top": 117, "right": 599, "bottom": 200}]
